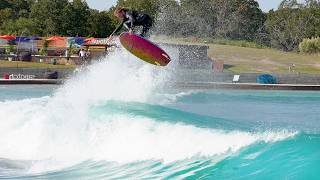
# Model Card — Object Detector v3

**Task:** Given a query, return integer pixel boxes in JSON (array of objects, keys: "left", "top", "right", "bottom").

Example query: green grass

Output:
[
  {"left": 154, "top": 36, "right": 320, "bottom": 74},
  {"left": 189, "top": 38, "right": 267, "bottom": 49},
  {"left": 209, "top": 44, "right": 320, "bottom": 74},
  {"left": 0, "top": 60, "right": 76, "bottom": 69}
]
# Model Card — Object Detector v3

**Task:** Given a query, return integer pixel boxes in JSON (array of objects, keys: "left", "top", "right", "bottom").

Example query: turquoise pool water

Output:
[{"left": 0, "top": 53, "right": 319, "bottom": 179}]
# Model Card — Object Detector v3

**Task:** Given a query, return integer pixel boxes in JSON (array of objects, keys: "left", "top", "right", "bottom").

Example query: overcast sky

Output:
[{"left": 86, "top": 0, "right": 285, "bottom": 12}]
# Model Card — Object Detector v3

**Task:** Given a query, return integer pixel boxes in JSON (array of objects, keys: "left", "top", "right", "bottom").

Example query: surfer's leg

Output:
[
  {"left": 140, "top": 18, "right": 152, "bottom": 37},
  {"left": 140, "top": 26, "right": 149, "bottom": 37}
]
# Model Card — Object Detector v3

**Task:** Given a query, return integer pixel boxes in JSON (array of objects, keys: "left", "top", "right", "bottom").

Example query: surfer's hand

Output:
[{"left": 129, "top": 29, "right": 133, "bottom": 34}]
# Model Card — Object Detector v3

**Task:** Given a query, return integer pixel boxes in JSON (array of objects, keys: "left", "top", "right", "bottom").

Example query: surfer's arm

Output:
[
  {"left": 128, "top": 15, "right": 134, "bottom": 29},
  {"left": 124, "top": 11, "right": 134, "bottom": 30}
]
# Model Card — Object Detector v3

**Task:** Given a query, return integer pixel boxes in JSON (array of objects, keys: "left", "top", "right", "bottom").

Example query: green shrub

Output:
[
  {"left": 5, "top": 45, "right": 15, "bottom": 54},
  {"left": 39, "top": 40, "right": 49, "bottom": 56},
  {"left": 299, "top": 37, "right": 320, "bottom": 54}
]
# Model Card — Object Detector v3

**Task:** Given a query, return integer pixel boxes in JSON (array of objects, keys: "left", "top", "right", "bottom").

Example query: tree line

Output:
[
  {"left": 0, "top": 0, "right": 116, "bottom": 37},
  {"left": 0, "top": 0, "right": 319, "bottom": 52},
  {"left": 153, "top": 0, "right": 320, "bottom": 52}
]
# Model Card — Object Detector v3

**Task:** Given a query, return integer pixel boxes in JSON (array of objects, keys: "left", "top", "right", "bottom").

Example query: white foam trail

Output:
[
  {"left": 27, "top": 115, "right": 297, "bottom": 173},
  {"left": 159, "top": 91, "right": 200, "bottom": 104},
  {"left": 88, "top": 116, "right": 297, "bottom": 164}
]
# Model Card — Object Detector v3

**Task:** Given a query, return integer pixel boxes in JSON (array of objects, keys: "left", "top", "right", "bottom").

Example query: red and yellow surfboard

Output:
[{"left": 119, "top": 32, "right": 171, "bottom": 66}]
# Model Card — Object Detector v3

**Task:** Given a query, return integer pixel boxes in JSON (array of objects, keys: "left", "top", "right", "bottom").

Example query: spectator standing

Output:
[
  {"left": 86, "top": 49, "right": 91, "bottom": 59},
  {"left": 79, "top": 49, "right": 86, "bottom": 62}
]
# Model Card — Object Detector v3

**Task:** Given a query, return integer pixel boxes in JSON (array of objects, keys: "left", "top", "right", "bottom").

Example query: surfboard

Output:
[{"left": 119, "top": 32, "right": 171, "bottom": 66}]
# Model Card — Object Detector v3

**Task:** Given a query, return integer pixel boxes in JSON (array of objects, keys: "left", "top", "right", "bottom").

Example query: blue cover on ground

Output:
[
  {"left": 74, "top": 37, "right": 85, "bottom": 45},
  {"left": 256, "top": 74, "right": 277, "bottom": 84},
  {"left": 15, "top": 37, "right": 31, "bottom": 42}
]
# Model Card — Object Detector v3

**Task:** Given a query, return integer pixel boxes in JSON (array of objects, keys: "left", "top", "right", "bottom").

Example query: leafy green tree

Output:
[
  {"left": 0, "top": 0, "right": 130, "bottom": 37},
  {"left": 179, "top": 0, "right": 216, "bottom": 37},
  {"left": 0, "top": 0, "right": 11, "bottom": 9},
  {"left": 0, "top": 17, "right": 40, "bottom": 35},
  {"left": 30, "top": 0, "right": 68, "bottom": 36},
  {"left": 0, "top": 8, "right": 14, "bottom": 25},
  {"left": 231, "top": 0, "right": 266, "bottom": 40},
  {"left": 61, "top": 0, "right": 90, "bottom": 36},
  {"left": 7, "top": 0, "right": 34, "bottom": 14},
  {"left": 87, "top": 10, "right": 116, "bottom": 37},
  {"left": 157, "top": 0, "right": 265, "bottom": 40},
  {"left": 115, "top": 0, "right": 160, "bottom": 19},
  {"left": 265, "top": 4, "right": 320, "bottom": 51},
  {"left": 155, "top": 0, "right": 181, "bottom": 36},
  {"left": 208, "top": 0, "right": 265, "bottom": 40}
]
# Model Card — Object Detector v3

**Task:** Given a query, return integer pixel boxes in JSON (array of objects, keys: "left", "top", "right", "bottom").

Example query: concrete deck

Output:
[
  {"left": 174, "top": 82, "right": 320, "bottom": 91},
  {"left": 0, "top": 79, "right": 63, "bottom": 85},
  {"left": 1, "top": 79, "right": 320, "bottom": 91}
]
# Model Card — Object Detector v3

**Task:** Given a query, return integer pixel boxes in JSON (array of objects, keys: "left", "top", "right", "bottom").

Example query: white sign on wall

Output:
[{"left": 9, "top": 74, "right": 36, "bottom": 79}]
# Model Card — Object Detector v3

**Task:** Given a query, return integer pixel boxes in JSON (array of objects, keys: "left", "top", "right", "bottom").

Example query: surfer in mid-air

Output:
[
  {"left": 112, "top": 7, "right": 153, "bottom": 38},
  {"left": 109, "top": 7, "right": 170, "bottom": 67}
]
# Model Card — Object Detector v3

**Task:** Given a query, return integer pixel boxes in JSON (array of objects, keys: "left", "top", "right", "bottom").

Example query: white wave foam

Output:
[
  {"left": 0, "top": 97, "right": 48, "bottom": 160},
  {"left": 158, "top": 91, "right": 200, "bottom": 104},
  {"left": 25, "top": 115, "right": 297, "bottom": 173},
  {"left": 87, "top": 116, "right": 297, "bottom": 164},
  {"left": 0, "top": 49, "right": 171, "bottom": 171}
]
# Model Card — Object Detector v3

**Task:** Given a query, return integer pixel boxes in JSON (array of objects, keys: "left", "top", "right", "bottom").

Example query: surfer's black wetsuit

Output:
[{"left": 114, "top": 10, "right": 152, "bottom": 37}]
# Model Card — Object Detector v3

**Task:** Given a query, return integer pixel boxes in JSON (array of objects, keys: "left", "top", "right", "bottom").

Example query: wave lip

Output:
[{"left": 88, "top": 115, "right": 297, "bottom": 164}]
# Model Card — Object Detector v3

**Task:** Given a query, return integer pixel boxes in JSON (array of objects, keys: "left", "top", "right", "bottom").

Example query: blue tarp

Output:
[
  {"left": 256, "top": 74, "right": 277, "bottom": 84},
  {"left": 74, "top": 37, "right": 85, "bottom": 45},
  {"left": 15, "top": 37, "right": 31, "bottom": 42},
  {"left": 67, "top": 37, "right": 85, "bottom": 48}
]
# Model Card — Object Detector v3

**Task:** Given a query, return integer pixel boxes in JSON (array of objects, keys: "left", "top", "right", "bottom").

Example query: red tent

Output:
[
  {"left": 0, "top": 35, "right": 16, "bottom": 40},
  {"left": 84, "top": 37, "right": 97, "bottom": 43},
  {"left": 46, "top": 36, "right": 64, "bottom": 41}
]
